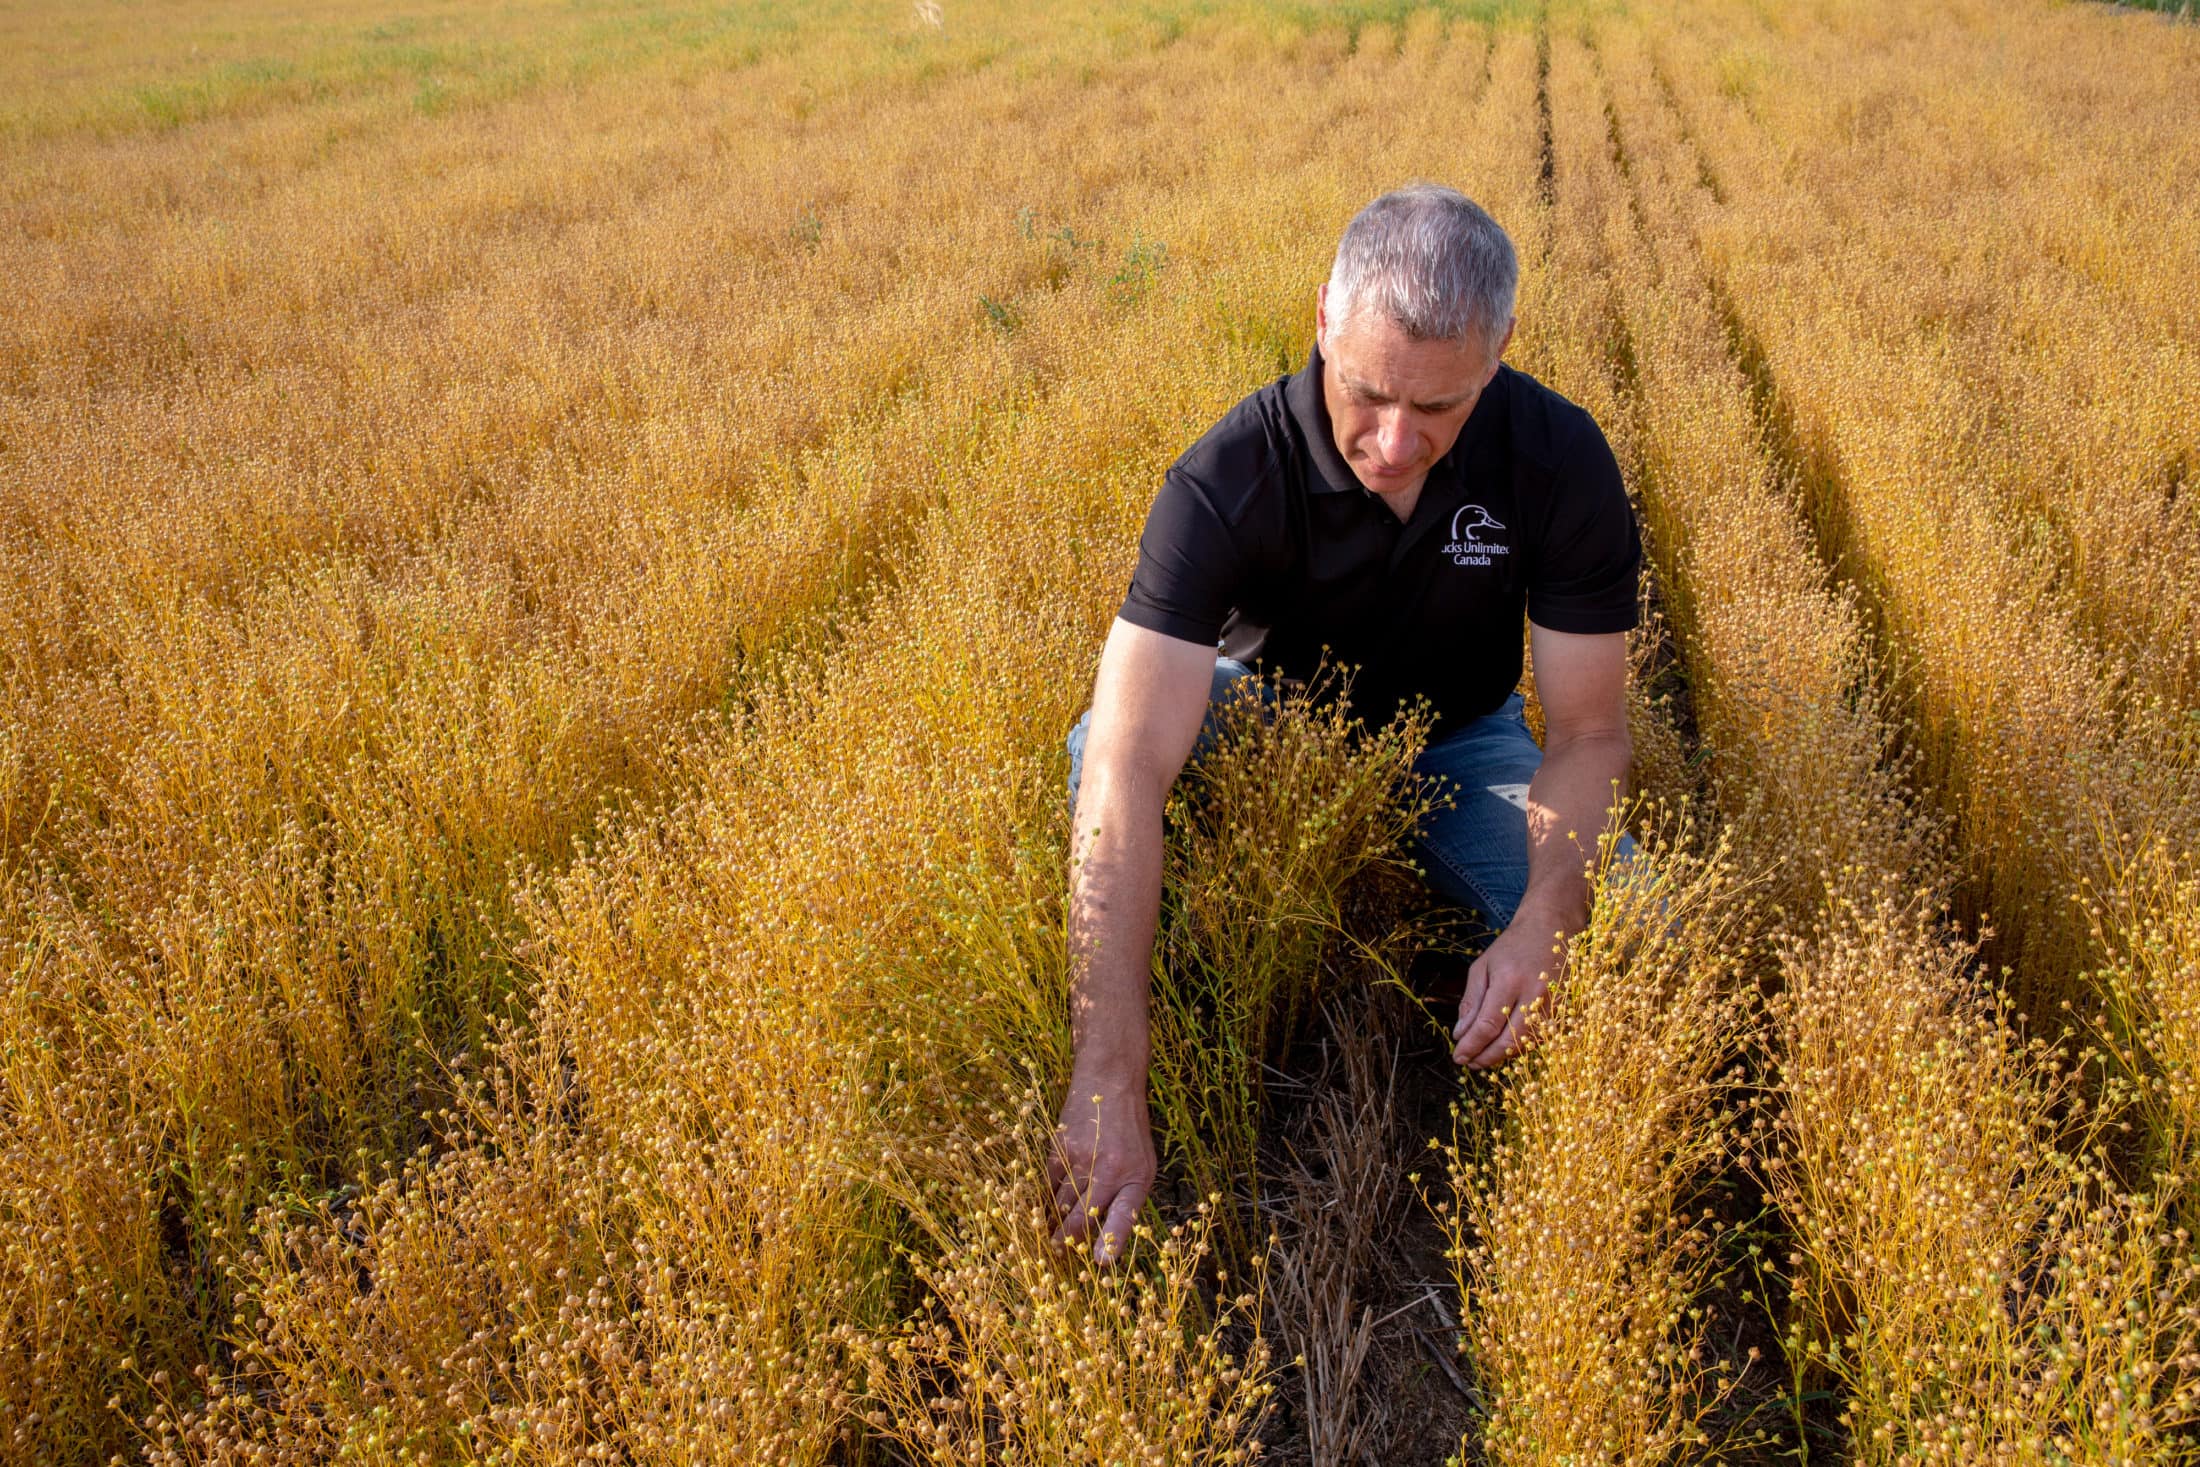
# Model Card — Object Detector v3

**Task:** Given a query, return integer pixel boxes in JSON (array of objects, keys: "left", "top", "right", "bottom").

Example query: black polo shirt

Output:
[{"left": 1117, "top": 343, "right": 1640, "bottom": 733}]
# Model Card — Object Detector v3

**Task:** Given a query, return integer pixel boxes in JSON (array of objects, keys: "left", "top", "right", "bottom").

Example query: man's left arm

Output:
[{"left": 1451, "top": 623, "right": 1632, "bottom": 1068}]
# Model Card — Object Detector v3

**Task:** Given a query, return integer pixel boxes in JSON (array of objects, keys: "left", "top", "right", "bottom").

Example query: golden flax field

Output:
[{"left": 4, "top": 0, "right": 2199, "bottom": 1461}]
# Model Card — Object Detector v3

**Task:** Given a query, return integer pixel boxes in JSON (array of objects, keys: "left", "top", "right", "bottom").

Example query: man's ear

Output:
[{"left": 1315, "top": 281, "right": 1330, "bottom": 349}]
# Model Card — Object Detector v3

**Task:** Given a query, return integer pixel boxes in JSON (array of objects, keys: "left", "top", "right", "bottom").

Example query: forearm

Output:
[
  {"left": 1066, "top": 762, "right": 1167, "bottom": 1086},
  {"left": 1515, "top": 730, "right": 1633, "bottom": 935}
]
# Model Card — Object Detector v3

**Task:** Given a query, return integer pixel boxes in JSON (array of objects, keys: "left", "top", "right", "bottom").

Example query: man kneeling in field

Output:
[{"left": 1051, "top": 184, "right": 1644, "bottom": 1262}]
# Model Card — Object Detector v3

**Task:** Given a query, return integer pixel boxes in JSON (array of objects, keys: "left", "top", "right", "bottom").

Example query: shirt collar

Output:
[{"left": 1284, "top": 340, "right": 1503, "bottom": 502}]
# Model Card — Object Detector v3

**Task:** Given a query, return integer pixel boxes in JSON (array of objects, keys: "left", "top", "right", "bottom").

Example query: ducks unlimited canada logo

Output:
[{"left": 1443, "top": 504, "right": 1510, "bottom": 566}]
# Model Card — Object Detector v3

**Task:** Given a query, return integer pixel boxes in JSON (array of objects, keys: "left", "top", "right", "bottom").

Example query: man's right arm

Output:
[{"left": 1048, "top": 616, "right": 1215, "bottom": 1263}]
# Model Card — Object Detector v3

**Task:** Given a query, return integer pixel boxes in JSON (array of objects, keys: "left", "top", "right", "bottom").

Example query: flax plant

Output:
[
  {"left": 1638, "top": 0, "right": 2199, "bottom": 1012},
  {"left": 2088, "top": 836, "right": 2200, "bottom": 1221},
  {"left": 12, "top": 0, "right": 2200, "bottom": 1459},
  {"left": 1531, "top": 24, "right": 2200, "bottom": 1457},
  {"left": 1412, "top": 37, "right": 1794, "bottom": 1456},
  {"left": 1573, "top": 20, "right": 1940, "bottom": 911},
  {"left": 99, "top": 13, "right": 1550, "bottom": 1460},
  {"left": 1764, "top": 889, "right": 2200, "bottom": 1460},
  {"left": 1147, "top": 676, "right": 1436, "bottom": 1258},
  {"left": 861, "top": 1098, "right": 1275, "bottom": 1465},
  {"left": 1, "top": 7, "right": 1462, "bottom": 1455},
  {"left": 153, "top": 977, "right": 890, "bottom": 1465},
  {"left": 1653, "top": 0, "right": 2200, "bottom": 711},
  {"left": 1438, "top": 817, "right": 1763, "bottom": 1463}
]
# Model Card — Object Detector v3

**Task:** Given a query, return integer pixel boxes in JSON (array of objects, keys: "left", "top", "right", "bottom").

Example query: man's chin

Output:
[{"left": 1357, "top": 469, "right": 1425, "bottom": 496}]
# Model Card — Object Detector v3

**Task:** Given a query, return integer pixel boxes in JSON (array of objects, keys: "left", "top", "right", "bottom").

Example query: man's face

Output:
[{"left": 1316, "top": 282, "right": 1511, "bottom": 508}]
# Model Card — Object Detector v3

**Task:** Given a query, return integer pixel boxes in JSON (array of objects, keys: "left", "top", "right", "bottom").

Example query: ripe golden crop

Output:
[{"left": 2, "top": 0, "right": 2195, "bottom": 1462}]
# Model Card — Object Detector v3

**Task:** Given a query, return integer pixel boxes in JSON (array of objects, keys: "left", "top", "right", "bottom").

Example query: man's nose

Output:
[{"left": 1375, "top": 409, "right": 1414, "bottom": 464}]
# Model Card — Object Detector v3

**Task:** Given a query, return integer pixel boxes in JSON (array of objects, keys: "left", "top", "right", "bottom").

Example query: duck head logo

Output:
[
  {"left": 1443, "top": 504, "right": 1510, "bottom": 566},
  {"left": 1450, "top": 504, "right": 1504, "bottom": 542}
]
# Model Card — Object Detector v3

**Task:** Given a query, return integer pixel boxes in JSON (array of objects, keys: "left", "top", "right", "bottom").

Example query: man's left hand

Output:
[{"left": 1451, "top": 903, "right": 1568, "bottom": 1068}]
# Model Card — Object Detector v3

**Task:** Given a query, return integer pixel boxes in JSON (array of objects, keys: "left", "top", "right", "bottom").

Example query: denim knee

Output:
[{"left": 1066, "top": 708, "right": 1094, "bottom": 816}]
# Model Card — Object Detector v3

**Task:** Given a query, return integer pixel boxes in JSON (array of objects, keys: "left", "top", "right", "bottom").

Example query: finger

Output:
[
  {"left": 1453, "top": 974, "right": 1509, "bottom": 1065},
  {"left": 1467, "top": 1003, "right": 1532, "bottom": 1069},
  {"left": 1452, "top": 955, "right": 1489, "bottom": 1042},
  {"left": 1093, "top": 1183, "right": 1148, "bottom": 1267},
  {"left": 1045, "top": 1139, "right": 1068, "bottom": 1194},
  {"left": 1455, "top": 996, "right": 1513, "bottom": 1065},
  {"left": 1470, "top": 981, "right": 1549, "bottom": 1070},
  {"left": 1054, "top": 1180, "right": 1094, "bottom": 1243}
]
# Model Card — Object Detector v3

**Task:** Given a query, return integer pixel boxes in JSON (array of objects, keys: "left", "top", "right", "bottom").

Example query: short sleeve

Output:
[
  {"left": 1117, "top": 468, "right": 1246, "bottom": 647},
  {"left": 1526, "top": 416, "right": 1641, "bottom": 635}
]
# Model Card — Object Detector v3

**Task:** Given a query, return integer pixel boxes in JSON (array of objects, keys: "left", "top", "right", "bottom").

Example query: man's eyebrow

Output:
[{"left": 1343, "top": 375, "right": 1470, "bottom": 412}]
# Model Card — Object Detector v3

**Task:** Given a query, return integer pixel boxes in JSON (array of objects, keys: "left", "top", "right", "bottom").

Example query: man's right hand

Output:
[
  {"left": 1052, "top": 619, "right": 1210, "bottom": 1265},
  {"left": 1047, "top": 1066, "right": 1155, "bottom": 1264}
]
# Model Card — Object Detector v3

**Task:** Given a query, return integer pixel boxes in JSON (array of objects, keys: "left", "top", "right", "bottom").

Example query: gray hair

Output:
[{"left": 1325, "top": 185, "right": 1518, "bottom": 357}]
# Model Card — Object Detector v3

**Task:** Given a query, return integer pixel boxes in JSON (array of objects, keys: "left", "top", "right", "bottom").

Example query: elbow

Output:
[{"left": 1076, "top": 740, "right": 1178, "bottom": 824}]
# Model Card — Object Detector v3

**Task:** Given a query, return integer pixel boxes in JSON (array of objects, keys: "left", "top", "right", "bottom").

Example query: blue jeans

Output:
[{"left": 1065, "top": 657, "right": 1637, "bottom": 931}]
